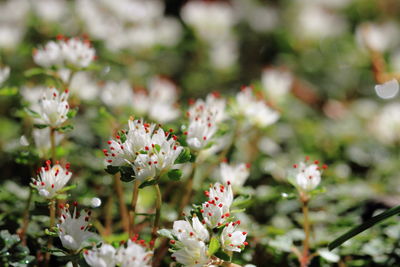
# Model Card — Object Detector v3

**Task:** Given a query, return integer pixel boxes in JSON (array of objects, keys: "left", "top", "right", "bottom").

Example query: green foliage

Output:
[
  {"left": 174, "top": 147, "right": 191, "bottom": 164},
  {"left": 167, "top": 169, "right": 182, "bottom": 181},
  {"left": 0, "top": 230, "right": 35, "bottom": 267},
  {"left": 208, "top": 237, "right": 220, "bottom": 256}
]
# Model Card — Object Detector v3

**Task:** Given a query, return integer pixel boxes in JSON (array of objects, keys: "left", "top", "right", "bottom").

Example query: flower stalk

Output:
[
  {"left": 129, "top": 179, "right": 140, "bottom": 237},
  {"left": 45, "top": 198, "right": 56, "bottom": 267},
  {"left": 150, "top": 183, "right": 162, "bottom": 249}
]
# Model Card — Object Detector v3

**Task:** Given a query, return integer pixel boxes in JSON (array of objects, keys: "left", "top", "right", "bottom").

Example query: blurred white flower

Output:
[
  {"left": 0, "top": 0, "right": 29, "bottom": 49},
  {"left": 31, "top": 161, "right": 72, "bottom": 199},
  {"left": 0, "top": 66, "right": 10, "bottom": 85},
  {"left": 33, "top": 128, "right": 64, "bottom": 156},
  {"left": 374, "top": 79, "right": 399, "bottom": 100},
  {"left": 69, "top": 72, "right": 99, "bottom": 101},
  {"left": 221, "top": 222, "right": 247, "bottom": 252},
  {"left": 32, "top": 0, "right": 67, "bottom": 22},
  {"left": 370, "top": 103, "right": 400, "bottom": 144},
  {"left": 100, "top": 80, "right": 134, "bottom": 108},
  {"left": 58, "top": 204, "right": 95, "bottom": 251},
  {"left": 217, "top": 162, "right": 250, "bottom": 188},
  {"left": 356, "top": 22, "right": 400, "bottom": 52},
  {"left": 292, "top": 161, "right": 325, "bottom": 192},
  {"left": 90, "top": 197, "right": 102, "bottom": 208},
  {"left": 233, "top": 86, "right": 279, "bottom": 128},
  {"left": 116, "top": 239, "right": 152, "bottom": 267},
  {"left": 262, "top": 68, "right": 293, "bottom": 102},
  {"left": 209, "top": 39, "right": 238, "bottom": 70},
  {"left": 33, "top": 87, "right": 69, "bottom": 127},
  {"left": 84, "top": 244, "right": 116, "bottom": 267}
]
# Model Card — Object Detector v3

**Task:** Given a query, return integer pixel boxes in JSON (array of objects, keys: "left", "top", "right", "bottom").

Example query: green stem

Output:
[
  {"left": 19, "top": 188, "right": 34, "bottom": 245},
  {"left": 178, "top": 161, "right": 197, "bottom": 215},
  {"left": 300, "top": 195, "right": 311, "bottom": 267},
  {"left": 150, "top": 184, "right": 162, "bottom": 249},
  {"left": 45, "top": 199, "right": 56, "bottom": 267},
  {"left": 50, "top": 127, "right": 56, "bottom": 162},
  {"left": 129, "top": 179, "right": 140, "bottom": 237}
]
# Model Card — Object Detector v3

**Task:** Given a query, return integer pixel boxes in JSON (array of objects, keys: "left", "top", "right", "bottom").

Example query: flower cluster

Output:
[
  {"left": 217, "top": 161, "right": 250, "bottom": 188},
  {"left": 33, "top": 36, "right": 95, "bottom": 68},
  {"left": 292, "top": 158, "right": 327, "bottom": 192},
  {"left": 31, "top": 160, "right": 72, "bottom": 199},
  {"left": 167, "top": 182, "right": 248, "bottom": 266},
  {"left": 33, "top": 87, "right": 70, "bottom": 128},
  {"left": 233, "top": 86, "right": 279, "bottom": 128},
  {"left": 104, "top": 118, "right": 183, "bottom": 181},
  {"left": 84, "top": 237, "right": 152, "bottom": 267},
  {"left": 185, "top": 93, "right": 226, "bottom": 151},
  {"left": 57, "top": 202, "right": 95, "bottom": 251}
]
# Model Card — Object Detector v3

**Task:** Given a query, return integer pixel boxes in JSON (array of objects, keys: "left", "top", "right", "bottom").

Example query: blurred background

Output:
[{"left": 2, "top": 0, "right": 400, "bottom": 266}]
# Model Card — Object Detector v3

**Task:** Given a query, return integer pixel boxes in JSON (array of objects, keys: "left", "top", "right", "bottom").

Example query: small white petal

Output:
[{"left": 375, "top": 79, "right": 399, "bottom": 99}]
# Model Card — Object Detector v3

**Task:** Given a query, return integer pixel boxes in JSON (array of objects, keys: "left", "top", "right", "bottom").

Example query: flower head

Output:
[
  {"left": 171, "top": 238, "right": 210, "bottom": 267},
  {"left": 173, "top": 215, "right": 209, "bottom": 243},
  {"left": 84, "top": 244, "right": 117, "bottom": 267},
  {"left": 57, "top": 203, "right": 95, "bottom": 251},
  {"left": 221, "top": 222, "right": 248, "bottom": 252},
  {"left": 31, "top": 160, "right": 72, "bottom": 199},
  {"left": 34, "top": 87, "right": 70, "bottom": 127},
  {"left": 218, "top": 162, "right": 250, "bottom": 188},
  {"left": 116, "top": 239, "right": 152, "bottom": 267},
  {"left": 201, "top": 182, "right": 233, "bottom": 228},
  {"left": 292, "top": 159, "right": 326, "bottom": 192}
]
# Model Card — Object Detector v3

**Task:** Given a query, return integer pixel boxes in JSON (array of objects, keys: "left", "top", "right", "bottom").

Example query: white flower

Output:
[
  {"left": 84, "top": 244, "right": 117, "bottom": 267},
  {"left": 171, "top": 239, "right": 210, "bottom": 267},
  {"left": 173, "top": 215, "right": 209, "bottom": 243},
  {"left": 261, "top": 68, "right": 293, "bottom": 102},
  {"left": 209, "top": 39, "right": 238, "bottom": 70},
  {"left": 33, "top": 37, "right": 96, "bottom": 68},
  {"left": 34, "top": 87, "right": 70, "bottom": 127},
  {"left": 0, "top": 66, "right": 10, "bottom": 85},
  {"left": 69, "top": 72, "right": 99, "bottom": 101},
  {"left": 132, "top": 154, "right": 157, "bottom": 181},
  {"left": 32, "top": 0, "right": 67, "bottom": 22},
  {"left": 31, "top": 161, "right": 72, "bottom": 199},
  {"left": 220, "top": 222, "right": 247, "bottom": 252},
  {"left": 116, "top": 240, "right": 152, "bottom": 267},
  {"left": 33, "top": 128, "right": 64, "bottom": 157},
  {"left": 370, "top": 102, "right": 400, "bottom": 144},
  {"left": 201, "top": 183, "right": 233, "bottom": 228},
  {"left": 356, "top": 22, "right": 400, "bottom": 52},
  {"left": 233, "top": 86, "right": 279, "bottom": 128},
  {"left": 100, "top": 80, "right": 134, "bottom": 108},
  {"left": 293, "top": 161, "right": 323, "bottom": 191},
  {"left": 57, "top": 204, "right": 95, "bottom": 251},
  {"left": 218, "top": 162, "right": 250, "bottom": 188}
]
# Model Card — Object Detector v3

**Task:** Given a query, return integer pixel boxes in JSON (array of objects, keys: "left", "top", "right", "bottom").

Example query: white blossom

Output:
[
  {"left": 57, "top": 204, "right": 95, "bottom": 251},
  {"left": 31, "top": 161, "right": 72, "bottom": 199},
  {"left": 173, "top": 215, "right": 209, "bottom": 243},
  {"left": 171, "top": 239, "right": 210, "bottom": 267},
  {"left": 100, "top": 80, "right": 134, "bottom": 108},
  {"left": 69, "top": 72, "right": 99, "bottom": 101},
  {"left": 293, "top": 161, "right": 323, "bottom": 192},
  {"left": 32, "top": 0, "right": 67, "bottom": 22},
  {"left": 201, "top": 183, "right": 233, "bottom": 228},
  {"left": 356, "top": 22, "right": 400, "bottom": 52},
  {"left": 370, "top": 103, "right": 400, "bottom": 144},
  {"left": 33, "top": 128, "right": 64, "bottom": 156},
  {"left": 221, "top": 222, "right": 247, "bottom": 252},
  {"left": 233, "top": 86, "right": 279, "bottom": 128},
  {"left": 116, "top": 240, "right": 152, "bottom": 267},
  {"left": 261, "top": 68, "right": 293, "bottom": 102},
  {"left": 217, "top": 162, "right": 250, "bottom": 188},
  {"left": 34, "top": 87, "right": 70, "bottom": 127},
  {"left": 84, "top": 244, "right": 117, "bottom": 267}
]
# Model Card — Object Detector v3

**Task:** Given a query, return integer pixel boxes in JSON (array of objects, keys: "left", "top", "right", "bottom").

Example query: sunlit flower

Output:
[
  {"left": 33, "top": 41, "right": 63, "bottom": 68},
  {"left": 356, "top": 22, "right": 399, "bottom": 53},
  {"left": 171, "top": 239, "right": 210, "bottom": 267},
  {"left": 31, "top": 160, "right": 72, "bottom": 199},
  {"left": 34, "top": 87, "right": 70, "bottom": 127},
  {"left": 201, "top": 182, "right": 233, "bottom": 228},
  {"left": 100, "top": 80, "right": 134, "bottom": 108},
  {"left": 261, "top": 68, "right": 293, "bottom": 102},
  {"left": 116, "top": 239, "right": 152, "bottom": 267},
  {"left": 173, "top": 215, "right": 209, "bottom": 243},
  {"left": 370, "top": 103, "right": 400, "bottom": 144},
  {"left": 84, "top": 244, "right": 117, "bottom": 267},
  {"left": 69, "top": 72, "right": 99, "bottom": 101},
  {"left": 0, "top": 66, "right": 10, "bottom": 85},
  {"left": 217, "top": 162, "right": 250, "bottom": 188},
  {"left": 221, "top": 222, "right": 247, "bottom": 252},
  {"left": 57, "top": 203, "right": 95, "bottom": 251}
]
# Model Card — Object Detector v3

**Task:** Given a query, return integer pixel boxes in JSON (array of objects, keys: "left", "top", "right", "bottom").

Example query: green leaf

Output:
[
  {"left": 118, "top": 130, "right": 127, "bottom": 143},
  {"left": 167, "top": 169, "right": 182, "bottom": 181},
  {"left": 33, "top": 124, "right": 48, "bottom": 129},
  {"left": 139, "top": 179, "right": 158, "bottom": 189},
  {"left": 154, "top": 144, "right": 161, "bottom": 153},
  {"left": 66, "top": 107, "right": 79, "bottom": 119},
  {"left": 0, "top": 86, "right": 18, "bottom": 96},
  {"left": 157, "top": 229, "right": 174, "bottom": 240},
  {"left": 24, "top": 107, "right": 41, "bottom": 118},
  {"left": 57, "top": 184, "right": 77, "bottom": 193},
  {"left": 232, "top": 195, "right": 252, "bottom": 208},
  {"left": 208, "top": 237, "right": 220, "bottom": 256},
  {"left": 57, "top": 124, "right": 74, "bottom": 133},
  {"left": 24, "top": 68, "right": 46, "bottom": 77},
  {"left": 105, "top": 165, "right": 119, "bottom": 175},
  {"left": 214, "top": 249, "right": 230, "bottom": 261},
  {"left": 328, "top": 205, "right": 400, "bottom": 251},
  {"left": 120, "top": 166, "right": 135, "bottom": 182},
  {"left": 44, "top": 229, "right": 58, "bottom": 237},
  {"left": 174, "top": 147, "right": 191, "bottom": 164}
]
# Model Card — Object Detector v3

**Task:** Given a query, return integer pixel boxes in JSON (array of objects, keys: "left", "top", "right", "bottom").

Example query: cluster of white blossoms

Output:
[
  {"left": 261, "top": 68, "right": 293, "bottom": 103},
  {"left": 185, "top": 93, "right": 226, "bottom": 151},
  {"left": 33, "top": 87, "right": 70, "bottom": 128},
  {"left": 168, "top": 182, "right": 248, "bottom": 266},
  {"left": 84, "top": 238, "right": 152, "bottom": 267},
  {"left": 31, "top": 160, "right": 72, "bottom": 199},
  {"left": 57, "top": 202, "right": 96, "bottom": 251},
  {"left": 292, "top": 158, "right": 327, "bottom": 192},
  {"left": 233, "top": 86, "right": 279, "bottom": 128},
  {"left": 217, "top": 161, "right": 250, "bottom": 188},
  {"left": 33, "top": 36, "right": 96, "bottom": 68},
  {"left": 0, "top": 65, "right": 10, "bottom": 86},
  {"left": 104, "top": 118, "right": 183, "bottom": 181}
]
